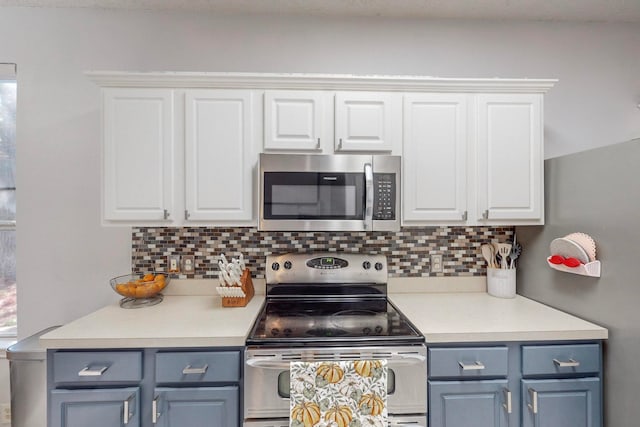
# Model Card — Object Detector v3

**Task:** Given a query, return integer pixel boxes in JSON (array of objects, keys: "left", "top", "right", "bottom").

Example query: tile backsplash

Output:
[{"left": 132, "top": 226, "right": 514, "bottom": 279}]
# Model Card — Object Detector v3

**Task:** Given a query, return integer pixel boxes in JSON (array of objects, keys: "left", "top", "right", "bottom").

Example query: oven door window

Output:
[
  {"left": 277, "top": 369, "right": 396, "bottom": 398},
  {"left": 264, "top": 172, "right": 365, "bottom": 220}
]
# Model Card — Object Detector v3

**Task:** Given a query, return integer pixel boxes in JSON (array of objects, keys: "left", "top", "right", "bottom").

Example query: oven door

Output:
[
  {"left": 243, "top": 345, "right": 427, "bottom": 421},
  {"left": 259, "top": 153, "right": 373, "bottom": 231}
]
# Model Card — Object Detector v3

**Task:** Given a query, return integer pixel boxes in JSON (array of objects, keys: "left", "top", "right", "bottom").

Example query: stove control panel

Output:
[{"left": 266, "top": 252, "right": 388, "bottom": 284}]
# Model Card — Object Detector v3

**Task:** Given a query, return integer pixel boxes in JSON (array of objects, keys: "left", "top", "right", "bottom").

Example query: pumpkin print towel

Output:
[{"left": 290, "top": 360, "right": 387, "bottom": 427}]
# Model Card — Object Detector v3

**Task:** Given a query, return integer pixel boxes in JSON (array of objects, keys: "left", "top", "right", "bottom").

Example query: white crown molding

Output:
[{"left": 85, "top": 71, "right": 557, "bottom": 93}]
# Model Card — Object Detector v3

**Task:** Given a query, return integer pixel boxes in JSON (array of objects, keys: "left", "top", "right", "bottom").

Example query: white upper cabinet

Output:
[
  {"left": 264, "top": 90, "right": 323, "bottom": 151},
  {"left": 335, "top": 92, "right": 396, "bottom": 152},
  {"left": 91, "top": 72, "right": 554, "bottom": 227},
  {"left": 476, "top": 94, "right": 543, "bottom": 223},
  {"left": 403, "top": 94, "right": 469, "bottom": 223},
  {"left": 185, "top": 90, "right": 254, "bottom": 222},
  {"left": 103, "top": 88, "right": 174, "bottom": 222}
]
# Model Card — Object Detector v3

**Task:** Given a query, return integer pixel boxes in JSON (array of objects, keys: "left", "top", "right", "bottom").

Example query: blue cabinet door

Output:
[
  {"left": 50, "top": 387, "right": 140, "bottom": 427},
  {"left": 154, "top": 386, "right": 239, "bottom": 427},
  {"left": 429, "top": 379, "right": 511, "bottom": 427},
  {"left": 521, "top": 378, "right": 601, "bottom": 427}
]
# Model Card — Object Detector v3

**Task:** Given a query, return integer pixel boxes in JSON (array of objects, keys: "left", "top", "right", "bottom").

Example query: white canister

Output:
[{"left": 486, "top": 268, "right": 516, "bottom": 298}]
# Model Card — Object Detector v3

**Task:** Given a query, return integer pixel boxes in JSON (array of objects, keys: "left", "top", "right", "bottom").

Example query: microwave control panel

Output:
[{"left": 373, "top": 174, "right": 396, "bottom": 220}]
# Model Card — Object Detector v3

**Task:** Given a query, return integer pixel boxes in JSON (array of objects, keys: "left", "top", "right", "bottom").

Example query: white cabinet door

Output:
[
  {"left": 184, "top": 90, "right": 254, "bottom": 222},
  {"left": 264, "top": 90, "right": 323, "bottom": 151},
  {"left": 403, "top": 94, "right": 468, "bottom": 223},
  {"left": 103, "top": 88, "right": 174, "bottom": 222},
  {"left": 335, "top": 91, "right": 395, "bottom": 152},
  {"left": 476, "top": 94, "right": 543, "bottom": 223}
]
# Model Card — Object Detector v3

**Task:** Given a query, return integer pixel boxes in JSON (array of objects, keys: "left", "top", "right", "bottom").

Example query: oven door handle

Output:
[{"left": 246, "top": 353, "right": 426, "bottom": 369}]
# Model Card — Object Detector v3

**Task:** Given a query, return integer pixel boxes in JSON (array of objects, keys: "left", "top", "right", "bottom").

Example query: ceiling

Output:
[{"left": 3, "top": 0, "right": 640, "bottom": 23}]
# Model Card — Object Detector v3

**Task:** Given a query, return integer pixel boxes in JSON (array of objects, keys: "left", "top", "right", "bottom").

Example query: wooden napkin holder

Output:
[{"left": 221, "top": 268, "right": 255, "bottom": 307}]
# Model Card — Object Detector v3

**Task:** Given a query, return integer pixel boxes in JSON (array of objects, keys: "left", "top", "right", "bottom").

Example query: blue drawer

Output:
[
  {"left": 429, "top": 346, "right": 508, "bottom": 379},
  {"left": 52, "top": 351, "right": 142, "bottom": 384},
  {"left": 522, "top": 343, "right": 600, "bottom": 377},
  {"left": 155, "top": 351, "right": 240, "bottom": 383}
]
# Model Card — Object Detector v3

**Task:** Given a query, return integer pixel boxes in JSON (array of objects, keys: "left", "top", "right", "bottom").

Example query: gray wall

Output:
[
  {"left": 0, "top": 6, "right": 638, "bottom": 339},
  {"left": 517, "top": 138, "right": 640, "bottom": 426}
]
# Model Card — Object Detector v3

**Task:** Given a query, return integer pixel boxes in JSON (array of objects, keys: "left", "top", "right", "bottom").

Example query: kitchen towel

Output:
[{"left": 290, "top": 360, "right": 387, "bottom": 427}]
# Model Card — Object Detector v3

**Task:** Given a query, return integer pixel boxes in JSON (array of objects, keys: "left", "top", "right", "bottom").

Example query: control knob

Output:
[
  {"left": 284, "top": 261, "right": 292, "bottom": 270},
  {"left": 362, "top": 261, "right": 371, "bottom": 270},
  {"left": 271, "top": 262, "right": 280, "bottom": 271},
  {"left": 374, "top": 262, "right": 384, "bottom": 271}
]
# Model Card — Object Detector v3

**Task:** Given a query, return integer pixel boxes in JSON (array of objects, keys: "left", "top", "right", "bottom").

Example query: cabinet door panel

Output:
[
  {"left": 50, "top": 387, "right": 140, "bottom": 427},
  {"left": 264, "top": 90, "right": 323, "bottom": 151},
  {"left": 154, "top": 386, "right": 239, "bottom": 427},
  {"left": 185, "top": 90, "right": 254, "bottom": 221},
  {"left": 335, "top": 92, "right": 394, "bottom": 152},
  {"left": 522, "top": 378, "right": 600, "bottom": 427},
  {"left": 403, "top": 94, "right": 468, "bottom": 222},
  {"left": 103, "top": 89, "right": 174, "bottom": 221},
  {"left": 477, "top": 94, "right": 543, "bottom": 222},
  {"left": 429, "top": 379, "right": 510, "bottom": 427}
]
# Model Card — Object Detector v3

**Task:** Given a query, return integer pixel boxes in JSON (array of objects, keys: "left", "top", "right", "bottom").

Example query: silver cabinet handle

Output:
[
  {"left": 553, "top": 358, "right": 580, "bottom": 368},
  {"left": 316, "top": 137, "right": 321, "bottom": 149},
  {"left": 182, "top": 364, "right": 208, "bottom": 375},
  {"left": 482, "top": 209, "right": 489, "bottom": 220},
  {"left": 527, "top": 388, "right": 538, "bottom": 414},
  {"left": 78, "top": 366, "right": 108, "bottom": 376},
  {"left": 462, "top": 211, "right": 468, "bottom": 221},
  {"left": 163, "top": 209, "right": 170, "bottom": 220},
  {"left": 184, "top": 210, "right": 190, "bottom": 220},
  {"left": 338, "top": 138, "right": 343, "bottom": 150},
  {"left": 152, "top": 396, "right": 161, "bottom": 424},
  {"left": 502, "top": 388, "right": 512, "bottom": 414},
  {"left": 458, "top": 361, "right": 485, "bottom": 370},
  {"left": 123, "top": 393, "right": 135, "bottom": 425}
]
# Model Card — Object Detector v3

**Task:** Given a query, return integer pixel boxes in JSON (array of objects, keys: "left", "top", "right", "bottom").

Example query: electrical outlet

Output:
[
  {"left": 168, "top": 255, "right": 181, "bottom": 273},
  {"left": 430, "top": 254, "right": 443, "bottom": 273},
  {"left": 1, "top": 403, "right": 11, "bottom": 424},
  {"left": 182, "top": 255, "right": 195, "bottom": 273}
]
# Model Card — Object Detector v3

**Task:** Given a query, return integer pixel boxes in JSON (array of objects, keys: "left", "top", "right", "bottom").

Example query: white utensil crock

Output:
[{"left": 487, "top": 268, "right": 516, "bottom": 298}]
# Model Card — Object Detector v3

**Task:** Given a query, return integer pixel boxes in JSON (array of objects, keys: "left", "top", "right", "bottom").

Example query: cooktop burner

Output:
[{"left": 246, "top": 253, "right": 424, "bottom": 346}]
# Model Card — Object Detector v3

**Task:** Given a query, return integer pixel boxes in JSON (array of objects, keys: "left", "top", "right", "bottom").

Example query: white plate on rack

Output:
[{"left": 549, "top": 237, "right": 590, "bottom": 264}]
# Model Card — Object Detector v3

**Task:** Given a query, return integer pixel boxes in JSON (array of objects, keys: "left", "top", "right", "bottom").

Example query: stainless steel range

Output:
[{"left": 244, "top": 253, "right": 427, "bottom": 427}]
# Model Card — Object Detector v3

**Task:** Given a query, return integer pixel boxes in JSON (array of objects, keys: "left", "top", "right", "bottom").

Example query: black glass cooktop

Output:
[{"left": 246, "top": 298, "right": 424, "bottom": 346}]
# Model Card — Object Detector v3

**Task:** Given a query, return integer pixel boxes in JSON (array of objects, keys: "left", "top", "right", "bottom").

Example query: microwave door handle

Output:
[{"left": 364, "top": 163, "right": 374, "bottom": 229}]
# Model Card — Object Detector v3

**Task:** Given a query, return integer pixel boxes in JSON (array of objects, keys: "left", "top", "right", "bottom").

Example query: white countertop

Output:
[
  {"left": 40, "top": 295, "right": 265, "bottom": 349},
  {"left": 40, "top": 285, "right": 608, "bottom": 349},
  {"left": 390, "top": 293, "right": 608, "bottom": 343}
]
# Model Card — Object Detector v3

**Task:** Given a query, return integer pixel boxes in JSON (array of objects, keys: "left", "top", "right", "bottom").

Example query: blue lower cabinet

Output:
[
  {"left": 50, "top": 387, "right": 140, "bottom": 427},
  {"left": 521, "top": 378, "right": 601, "bottom": 427},
  {"left": 429, "top": 379, "right": 511, "bottom": 427},
  {"left": 153, "top": 386, "right": 239, "bottom": 427}
]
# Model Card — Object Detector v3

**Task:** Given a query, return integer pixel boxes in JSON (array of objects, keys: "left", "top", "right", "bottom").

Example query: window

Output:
[{"left": 0, "top": 64, "right": 16, "bottom": 336}]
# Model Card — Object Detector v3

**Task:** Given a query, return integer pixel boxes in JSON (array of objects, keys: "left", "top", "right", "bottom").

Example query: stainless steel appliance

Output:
[
  {"left": 244, "top": 253, "right": 426, "bottom": 427},
  {"left": 259, "top": 153, "right": 401, "bottom": 232}
]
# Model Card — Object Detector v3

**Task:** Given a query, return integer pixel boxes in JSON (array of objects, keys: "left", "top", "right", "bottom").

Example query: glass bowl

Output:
[{"left": 110, "top": 272, "right": 170, "bottom": 308}]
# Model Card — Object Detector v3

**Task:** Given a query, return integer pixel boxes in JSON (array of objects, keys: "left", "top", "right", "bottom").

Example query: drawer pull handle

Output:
[
  {"left": 182, "top": 364, "right": 208, "bottom": 375},
  {"left": 502, "top": 388, "right": 512, "bottom": 414},
  {"left": 152, "top": 396, "right": 161, "bottom": 424},
  {"left": 458, "top": 361, "right": 485, "bottom": 370},
  {"left": 527, "top": 388, "right": 538, "bottom": 414},
  {"left": 78, "top": 366, "right": 108, "bottom": 376},
  {"left": 553, "top": 358, "right": 580, "bottom": 368}
]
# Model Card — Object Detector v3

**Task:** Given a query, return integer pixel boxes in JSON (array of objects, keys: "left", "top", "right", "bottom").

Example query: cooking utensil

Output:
[
  {"left": 509, "top": 242, "right": 522, "bottom": 269},
  {"left": 238, "top": 253, "right": 246, "bottom": 270},
  {"left": 481, "top": 244, "right": 495, "bottom": 268},
  {"left": 564, "top": 232, "right": 597, "bottom": 262},
  {"left": 496, "top": 243, "right": 512, "bottom": 269}
]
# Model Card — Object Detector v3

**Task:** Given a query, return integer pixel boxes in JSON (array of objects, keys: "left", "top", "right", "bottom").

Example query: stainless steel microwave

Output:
[{"left": 259, "top": 153, "right": 400, "bottom": 232}]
